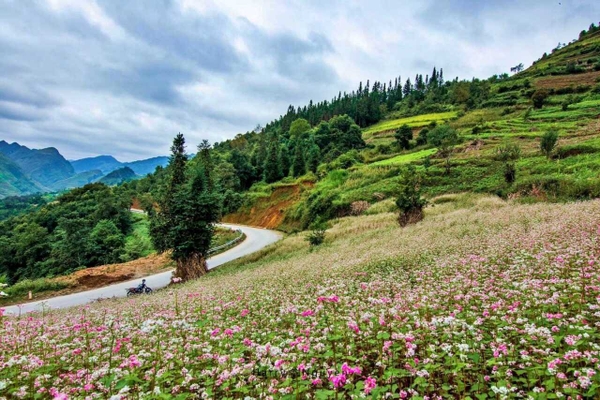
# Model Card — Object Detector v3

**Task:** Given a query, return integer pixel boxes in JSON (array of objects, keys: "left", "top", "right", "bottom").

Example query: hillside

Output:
[
  {"left": 70, "top": 155, "right": 122, "bottom": 174},
  {"left": 0, "top": 153, "right": 43, "bottom": 197},
  {"left": 124, "top": 156, "right": 169, "bottom": 175},
  {"left": 3, "top": 195, "right": 600, "bottom": 397},
  {"left": 214, "top": 25, "right": 600, "bottom": 230},
  {"left": 48, "top": 169, "right": 105, "bottom": 191},
  {"left": 99, "top": 166, "right": 137, "bottom": 185},
  {"left": 0, "top": 140, "right": 169, "bottom": 198},
  {"left": 0, "top": 141, "right": 74, "bottom": 187}
]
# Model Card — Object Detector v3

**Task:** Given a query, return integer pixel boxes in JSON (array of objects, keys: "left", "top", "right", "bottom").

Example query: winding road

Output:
[{"left": 2, "top": 224, "right": 281, "bottom": 315}]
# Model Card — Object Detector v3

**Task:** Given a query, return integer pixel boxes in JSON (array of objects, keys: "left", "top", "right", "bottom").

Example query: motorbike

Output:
[{"left": 126, "top": 286, "right": 153, "bottom": 296}]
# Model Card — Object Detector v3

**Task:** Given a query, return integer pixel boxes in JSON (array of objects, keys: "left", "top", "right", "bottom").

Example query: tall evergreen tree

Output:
[
  {"left": 149, "top": 134, "right": 220, "bottom": 281},
  {"left": 197, "top": 139, "right": 214, "bottom": 190},
  {"left": 292, "top": 140, "right": 306, "bottom": 177},
  {"left": 170, "top": 166, "right": 220, "bottom": 280},
  {"left": 264, "top": 135, "right": 282, "bottom": 183}
]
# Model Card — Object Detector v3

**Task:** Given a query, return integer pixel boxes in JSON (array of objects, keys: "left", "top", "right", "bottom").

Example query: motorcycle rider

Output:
[{"left": 137, "top": 279, "right": 147, "bottom": 292}]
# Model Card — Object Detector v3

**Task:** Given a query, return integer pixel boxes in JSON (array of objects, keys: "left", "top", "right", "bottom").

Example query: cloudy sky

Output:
[{"left": 1, "top": 0, "right": 598, "bottom": 161}]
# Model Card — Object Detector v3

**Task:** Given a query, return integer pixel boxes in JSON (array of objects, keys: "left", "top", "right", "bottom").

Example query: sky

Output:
[{"left": 1, "top": 0, "right": 599, "bottom": 161}]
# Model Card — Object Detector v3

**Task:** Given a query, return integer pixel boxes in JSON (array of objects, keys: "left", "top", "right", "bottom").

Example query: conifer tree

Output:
[
  {"left": 264, "top": 134, "right": 282, "bottom": 183},
  {"left": 292, "top": 140, "right": 306, "bottom": 177}
]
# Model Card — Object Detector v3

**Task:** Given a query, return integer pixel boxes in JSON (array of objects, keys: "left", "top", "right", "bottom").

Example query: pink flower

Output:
[
  {"left": 311, "top": 378, "right": 322, "bottom": 386},
  {"left": 297, "top": 363, "right": 306, "bottom": 372},
  {"left": 301, "top": 309, "right": 315, "bottom": 317},
  {"left": 240, "top": 309, "right": 249, "bottom": 317},
  {"left": 243, "top": 338, "right": 253, "bottom": 346},
  {"left": 83, "top": 384, "right": 94, "bottom": 391},
  {"left": 211, "top": 328, "right": 220, "bottom": 337},
  {"left": 364, "top": 377, "right": 376, "bottom": 394},
  {"left": 341, "top": 363, "right": 361, "bottom": 375},
  {"left": 330, "top": 373, "right": 346, "bottom": 389},
  {"left": 129, "top": 355, "right": 141, "bottom": 368},
  {"left": 348, "top": 321, "right": 360, "bottom": 334},
  {"left": 224, "top": 328, "right": 233, "bottom": 337}
]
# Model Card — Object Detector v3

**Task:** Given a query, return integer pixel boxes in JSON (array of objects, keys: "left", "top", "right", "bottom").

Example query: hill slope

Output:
[
  {"left": 124, "top": 156, "right": 169, "bottom": 175},
  {"left": 3, "top": 195, "right": 600, "bottom": 397},
  {"left": 0, "top": 153, "right": 43, "bottom": 197},
  {"left": 98, "top": 166, "right": 137, "bottom": 186},
  {"left": 0, "top": 140, "right": 74, "bottom": 187},
  {"left": 70, "top": 155, "right": 122, "bottom": 174}
]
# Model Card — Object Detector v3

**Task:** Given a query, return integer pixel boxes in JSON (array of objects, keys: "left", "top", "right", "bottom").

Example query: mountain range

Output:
[{"left": 0, "top": 140, "right": 168, "bottom": 198}]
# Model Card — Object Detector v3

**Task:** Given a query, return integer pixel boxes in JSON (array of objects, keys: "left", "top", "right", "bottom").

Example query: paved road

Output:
[{"left": 3, "top": 224, "right": 281, "bottom": 315}]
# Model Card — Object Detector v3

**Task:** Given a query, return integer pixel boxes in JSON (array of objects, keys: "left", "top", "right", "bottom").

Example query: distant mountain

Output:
[
  {"left": 124, "top": 156, "right": 169, "bottom": 176},
  {"left": 71, "top": 155, "right": 122, "bottom": 174},
  {"left": 70, "top": 155, "right": 168, "bottom": 176},
  {"left": 49, "top": 169, "right": 105, "bottom": 191},
  {"left": 99, "top": 167, "right": 137, "bottom": 186},
  {"left": 0, "top": 140, "right": 74, "bottom": 187},
  {"left": 0, "top": 153, "right": 44, "bottom": 198}
]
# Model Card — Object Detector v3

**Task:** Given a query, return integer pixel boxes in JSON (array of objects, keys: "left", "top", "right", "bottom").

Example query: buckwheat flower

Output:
[
  {"left": 301, "top": 309, "right": 315, "bottom": 317},
  {"left": 330, "top": 373, "right": 346, "bottom": 389},
  {"left": 364, "top": 377, "right": 376, "bottom": 394},
  {"left": 311, "top": 378, "right": 322, "bottom": 386},
  {"left": 240, "top": 309, "right": 249, "bottom": 317}
]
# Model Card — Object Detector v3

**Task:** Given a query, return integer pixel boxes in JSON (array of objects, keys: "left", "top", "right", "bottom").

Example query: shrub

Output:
[
  {"left": 396, "top": 166, "right": 428, "bottom": 227},
  {"left": 523, "top": 107, "right": 532, "bottom": 121},
  {"left": 5, "top": 278, "right": 69, "bottom": 297},
  {"left": 394, "top": 125, "right": 413, "bottom": 150},
  {"left": 416, "top": 128, "right": 428, "bottom": 146},
  {"left": 531, "top": 89, "right": 549, "bottom": 109},
  {"left": 540, "top": 128, "right": 559, "bottom": 159},
  {"left": 350, "top": 201, "right": 370, "bottom": 216},
  {"left": 305, "top": 219, "right": 328, "bottom": 247},
  {"left": 494, "top": 144, "right": 521, "bottom": 185},
  {"left": 428, "top": 125, "right": 459, "bottom": 175}
]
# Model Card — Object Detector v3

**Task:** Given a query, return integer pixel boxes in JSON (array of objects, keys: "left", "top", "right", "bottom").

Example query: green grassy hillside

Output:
[
  {"left": 218, "top": 26, "right": 600, "bottom": 231},
  {"left": 0, "top": 153, "right": 43, "bottom": 198}
]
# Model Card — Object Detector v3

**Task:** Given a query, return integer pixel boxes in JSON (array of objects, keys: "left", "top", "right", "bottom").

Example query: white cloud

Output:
[{"left": 0, "top": 0, "right": 598, "bottom": 161}]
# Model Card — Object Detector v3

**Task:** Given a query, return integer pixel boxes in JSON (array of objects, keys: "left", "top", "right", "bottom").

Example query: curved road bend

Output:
[{"left": 3, "top": 224, "right": 281, "bottom": 315}]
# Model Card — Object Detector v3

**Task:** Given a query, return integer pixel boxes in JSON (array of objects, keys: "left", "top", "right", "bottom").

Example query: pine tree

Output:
[
  {"left": 149, "top": 133, "right": 187, "bottom": 254},
  {"left": 264, "top": 134, "right": 282, "bottom": 183},
  {"left": 306, "top": 143, "right": 320, "bottom": 173},
  {"left": 292, "top": 139, "right": 306, "bottom": 177},
  {"left": 280, "top": 143, "right": 291, "bottom": 177},
  {"left": 149, "top": 134, "right": 220, "bottom": 281},
  {"left": 170, "top": 166, "right": 220, "bottom": 280},
  {"left": 197, "top": 139, "right": 214, "bottom": 190}
]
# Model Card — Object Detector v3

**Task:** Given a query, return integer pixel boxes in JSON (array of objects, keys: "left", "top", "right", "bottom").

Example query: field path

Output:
[{"left": 3, "top": 224, "right": 281, "bottom": 315}]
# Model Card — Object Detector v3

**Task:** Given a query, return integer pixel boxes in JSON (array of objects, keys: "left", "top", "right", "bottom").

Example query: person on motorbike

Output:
[{"left": 137, "top": 279, "right": 147, "bottom": 292}]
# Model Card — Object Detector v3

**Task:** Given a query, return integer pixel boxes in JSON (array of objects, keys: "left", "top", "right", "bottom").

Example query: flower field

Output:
[{"left": 1, "top": 195, "right": 600, "bottom": 399}]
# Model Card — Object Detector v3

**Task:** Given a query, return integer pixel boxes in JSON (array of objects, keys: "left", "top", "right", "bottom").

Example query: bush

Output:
[
  {"left": 350, "top": 201, "right": 370, "bottom": 216},
  {"left": 540, "top": 128, "right": 559, "bottom": 159},
  {"left": 305, "top": 219, "right": 328, "bottom": 247},
  {"left": 5, "top": 278, "right": 69, "bottom": 297},
  {"left": 394, "top": 125, "right": 413, "bottom": 150},
  {"left": 416, "top": 128, "right": 429, "bottom": 146},
  {"left": 531, "top": 90, "right": 549, "bottom": 109},
  {"left": 396, "top": 166, "right": 428, "bottom": 227}
]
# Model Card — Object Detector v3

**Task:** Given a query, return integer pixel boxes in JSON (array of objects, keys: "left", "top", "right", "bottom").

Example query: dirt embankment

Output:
[{"left": 222, "top": 183, "right": 312, "bottom": 230}]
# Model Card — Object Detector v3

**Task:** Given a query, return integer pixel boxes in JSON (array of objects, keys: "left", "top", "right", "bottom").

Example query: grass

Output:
[
  {"left": 369, "top": 148, "right": 437, "bottom": 166},
  {"left": 362, "top": 111, "right": 458, "bottom": 138}
]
